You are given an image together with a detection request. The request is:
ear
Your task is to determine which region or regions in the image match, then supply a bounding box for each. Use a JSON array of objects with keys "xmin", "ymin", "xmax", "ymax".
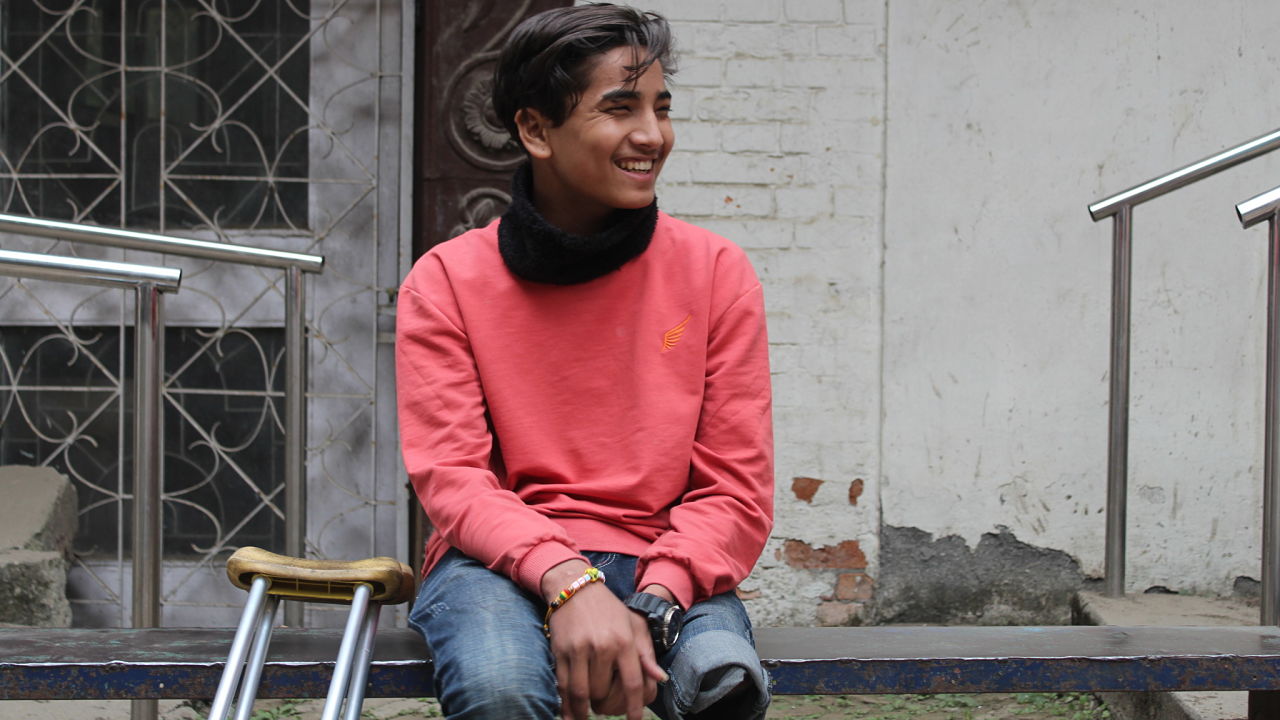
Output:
[{"xmin": 515, "ymin": 108, "xmax": 554, "ymax": 160}]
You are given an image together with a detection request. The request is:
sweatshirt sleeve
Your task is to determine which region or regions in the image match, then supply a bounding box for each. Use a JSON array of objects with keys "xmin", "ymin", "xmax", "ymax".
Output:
[
  {"xmin": 636, "ymin": 266, "xmax": 775, "ymax": 609},
  {"xmin": 396, "ymin": 258, "xmax": 585, "ymax": 593}
]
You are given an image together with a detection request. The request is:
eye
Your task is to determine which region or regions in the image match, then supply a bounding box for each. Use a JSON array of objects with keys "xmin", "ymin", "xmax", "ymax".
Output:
[{"xmin": 604, "ymin": 105, "xmax": 631, "ymax": 114}]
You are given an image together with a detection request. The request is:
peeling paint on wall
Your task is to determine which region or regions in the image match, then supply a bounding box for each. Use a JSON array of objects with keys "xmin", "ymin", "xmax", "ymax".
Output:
[
  {"xmin": 848, "ymin": 478, "xmax": 864, "ymax": 505},
  {"xmin": 780, "ymin": 539, "xmax": 867, "ymax": 569},
  {"xmin": 791, "ymin": 476, "xmax": 823, "ymax": 503}
]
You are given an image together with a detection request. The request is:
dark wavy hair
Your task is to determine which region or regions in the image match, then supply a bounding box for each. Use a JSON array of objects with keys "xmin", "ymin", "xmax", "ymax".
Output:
[{"xmin": 493, "ymin": 3, "xmax": 676, "ymax": 148}]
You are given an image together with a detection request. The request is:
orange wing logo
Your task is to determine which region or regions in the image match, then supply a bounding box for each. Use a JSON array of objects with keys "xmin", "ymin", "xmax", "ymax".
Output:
[{"xmin": 662, "ymin": 314, "xmax": 692, "ymax": 353}]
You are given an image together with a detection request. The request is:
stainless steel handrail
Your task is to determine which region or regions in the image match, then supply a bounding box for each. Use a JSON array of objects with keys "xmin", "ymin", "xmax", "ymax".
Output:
[
  {"xmin": 0, "ymin": 248, "xmax": 181, "ymax": 291},
  {"xmin": 1090, "ymin": 128, "xmax": 1280, "ymax": 220},
  {"xmin": 1239, "ymin": 186, "xmax": 1280, "ymax": 229},
  {"xmin": 0, "ymin": 215, "xmax": 323, "ymax": 628},
  {"xmin": 1090, "ymin": 128, "xmax": 1280, "ymax": 599},
  {"xmin": 1239, "ymin": 186, "xmax": 1280, "ymax": 625},
  {"xmin": 0, "ymin": 249, "xmax": 180, "ymax": 639},
  {"xmin": 0, "ymin": 213, "xmax": 323, "ymax": 272}
]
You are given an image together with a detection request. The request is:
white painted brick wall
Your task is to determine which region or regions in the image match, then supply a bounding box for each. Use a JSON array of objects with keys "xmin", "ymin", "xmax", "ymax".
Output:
[
  {"xmin": 881, "ymin": 1, "xmax": 1280, "ymax": 600},
  {"xmin": 587, "ymin": 0, "xmax": 888, "ymax": 626},
  {"xmin": 785, "ymin": 0, "xmax": 844, "ymax": 23},
  {"xmin": 573, "ymin": 0, "xmax": 1280, "ymax": 626}
]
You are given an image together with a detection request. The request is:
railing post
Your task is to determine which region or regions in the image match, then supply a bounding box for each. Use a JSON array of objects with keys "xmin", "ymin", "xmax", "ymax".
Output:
[
  {"xmin": 1105, "ymin": 205, "xmax": 1133, "ymax": 598},
  {"xmin": 1264, "ymin": 212, "xmax": 1280, "ymax": 625},
  {"xmin": 284, "ymin": 265, "xmax": 308, "ymax": 627},
  {"xmin": 132, "ymin": 282, "xmax": 164, "ymax": 720},
  {"xmin": 1236, "ymin": 188, "xmax": 1280, "ymax": 625},
  {"xmin": 1091, "ymin": 128, "xmax": 1280, "ymax": 598}
]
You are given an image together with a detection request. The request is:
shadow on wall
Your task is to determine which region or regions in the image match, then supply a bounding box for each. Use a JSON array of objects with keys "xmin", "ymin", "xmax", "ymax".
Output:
[
  {"xmin": 869, "ymin": 525, "xmax": 1083, "ymax": 626},
  {"xmin": 0, "ymin": 465, "xmax": 77, "ymax": 627}
]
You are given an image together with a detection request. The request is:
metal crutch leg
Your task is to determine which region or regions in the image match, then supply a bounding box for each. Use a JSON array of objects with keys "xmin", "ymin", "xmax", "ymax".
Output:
[
  {"xmin": 209, "ymin": 547, "xmax": 416, "ymax": 720},
  {"xmin": 320, "ymin": 583, "xmax": 372, "ymax": 720},
  {"xmin": 207, "ymin": 576, "xmax": 273, "ymax": 720},
  {"xmin": 340, "ymin": 604, "xmax": 381, "ymax": 720},
  {"xmin": 232, "ymin": 596, "xmax": 281, "ymax": 720}
]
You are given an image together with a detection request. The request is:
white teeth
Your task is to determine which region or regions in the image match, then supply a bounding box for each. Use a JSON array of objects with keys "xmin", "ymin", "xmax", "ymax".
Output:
[{"xmin": 617, "ymin": 160, "xmax": 654, "ymax": 172}]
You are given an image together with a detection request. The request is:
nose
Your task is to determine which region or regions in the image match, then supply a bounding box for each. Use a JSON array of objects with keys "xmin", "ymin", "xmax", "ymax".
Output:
[{"xmin": 630, "ymin": 109, "xmax": 664, "ymax": 151}]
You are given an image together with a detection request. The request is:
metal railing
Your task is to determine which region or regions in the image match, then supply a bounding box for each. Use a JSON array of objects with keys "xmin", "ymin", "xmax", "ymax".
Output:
[
  {"xmin": 0, "ymin": 250, "xmax": 181, "ymax": 627},
  {"xmin": 0, "ymin": 248, "xmax": 180, "ymax": 720},
  {"xmin": 0, "ymin": 214, "xmax": 324, "ymax": 627},
  {"xmin": 1089, "ymin": 127, "xmax": 1280, "ymax": 604},
  {"xmin": 1238, "ymin": 186, "xmax": 1280, "ymax": 624}
]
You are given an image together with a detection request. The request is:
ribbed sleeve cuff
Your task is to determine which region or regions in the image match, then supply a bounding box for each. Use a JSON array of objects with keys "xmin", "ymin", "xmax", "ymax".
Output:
[
  {"xmin": 515, "ymin": 541, "xmax": 587, "ymax": 596},
  {"xmin": 638, "ymin": 557, "xmax": 696, "ymax": 610}
]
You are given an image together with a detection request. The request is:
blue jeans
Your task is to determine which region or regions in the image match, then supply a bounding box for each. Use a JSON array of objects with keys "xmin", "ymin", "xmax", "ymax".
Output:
[{"xmin": 409, "ymin": 548, "xmax": 770, "ymax": 720}]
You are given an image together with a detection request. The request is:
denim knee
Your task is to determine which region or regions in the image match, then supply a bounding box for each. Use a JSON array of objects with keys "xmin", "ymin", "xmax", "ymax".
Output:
[
  {"xmin": 655, "ymin": 592, "xmax": 770, "ymax": 720},
  {"xmin": 434, "ymin": 652, "xmax": 558, "ymax": 720},
  {"xmin": 410, "ymin": 549, "xmax": 559, "ymax": 720}
]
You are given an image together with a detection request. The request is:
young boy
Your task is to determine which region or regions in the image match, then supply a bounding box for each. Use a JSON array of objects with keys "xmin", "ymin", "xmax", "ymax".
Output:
[{"xmin": 396, "ymin": 5, "xmax": 773, "ymax": 719}]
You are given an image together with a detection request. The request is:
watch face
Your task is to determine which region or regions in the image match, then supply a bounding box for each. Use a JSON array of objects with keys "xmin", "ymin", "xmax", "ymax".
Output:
[{"xmin": 662, "ymin": 604, "xmax": 684, "ymax": 650}]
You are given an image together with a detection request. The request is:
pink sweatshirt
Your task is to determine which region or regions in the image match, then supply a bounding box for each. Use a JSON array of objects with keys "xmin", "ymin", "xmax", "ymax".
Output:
[{"xmin": 395, "ymin": 212, "xmax": 773, "ymax": 609}]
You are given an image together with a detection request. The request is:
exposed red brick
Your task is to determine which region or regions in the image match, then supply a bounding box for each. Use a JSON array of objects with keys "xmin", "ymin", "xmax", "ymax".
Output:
[
  {"xmin": 835, "ymin": 572, "xmax": 874, "ymax": 601},
  {"xmin": 791, "ymin": 476, "xmax": 823, "ymax": 503},
  {"xmin": 782, "ymin": 539, "xmax": 867, "ymax": 569},
  {"xmin": 735, "ymin": 588, "xmax": 762, "ymax": 601},
  {"xmin": 848, "ymin": 478, "xmax": 864, "ymax": 505},
  {"xmin": 816, "ymin": 601, "xmax": 860, "ymax": 627}
]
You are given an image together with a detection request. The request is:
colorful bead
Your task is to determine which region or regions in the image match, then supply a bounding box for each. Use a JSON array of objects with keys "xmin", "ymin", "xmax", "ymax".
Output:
[{"xmin": 542, "ymin": 566, "xmax": 605, "ymax": 637}]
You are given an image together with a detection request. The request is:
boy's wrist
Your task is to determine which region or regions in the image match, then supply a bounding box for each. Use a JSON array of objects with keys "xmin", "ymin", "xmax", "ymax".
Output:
[
  {"xmin": 638, "ymin": 583, "xmax": 675, "ymax": 604},
  {"xmin": 540, "ymin": 559, "xmax": 591, "ymax": 604}
]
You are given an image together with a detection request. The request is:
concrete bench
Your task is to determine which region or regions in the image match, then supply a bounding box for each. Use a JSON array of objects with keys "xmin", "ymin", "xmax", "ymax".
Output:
[{"xmin": 4, "ymin": 625, "xmax": 1280, "ymax": 716}]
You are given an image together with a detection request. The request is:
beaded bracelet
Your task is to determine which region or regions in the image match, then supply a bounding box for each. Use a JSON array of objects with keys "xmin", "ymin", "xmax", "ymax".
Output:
[{"xmin": 542, "ymin": 566, "xmax": 605, "ymax": 637}]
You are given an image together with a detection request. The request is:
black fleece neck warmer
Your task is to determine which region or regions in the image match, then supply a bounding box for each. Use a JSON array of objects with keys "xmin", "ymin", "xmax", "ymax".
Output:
[{"xmin": 497, "ymin": 163, "xmax": 658, "ymax": 285}]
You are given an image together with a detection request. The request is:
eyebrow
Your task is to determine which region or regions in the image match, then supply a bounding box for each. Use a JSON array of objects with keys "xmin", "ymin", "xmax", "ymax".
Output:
[{"xmin": 599, "ymin": 88, "xmax": 673, "ymax": 103}]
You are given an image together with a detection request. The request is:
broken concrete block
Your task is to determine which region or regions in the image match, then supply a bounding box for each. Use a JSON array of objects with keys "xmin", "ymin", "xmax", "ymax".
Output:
[
  {"xmin": 0, "ymin": 465, "xmax": 77, "ymax": 554},
  {"xmin": 0, "ymin": 549, "xmax": 72, "ymax": 627}
]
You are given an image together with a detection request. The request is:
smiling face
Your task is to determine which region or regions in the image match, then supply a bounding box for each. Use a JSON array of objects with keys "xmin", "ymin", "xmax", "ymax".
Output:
[{"xmin": 516, "ymin": 45, "xmax": 674, "ymax": 235}]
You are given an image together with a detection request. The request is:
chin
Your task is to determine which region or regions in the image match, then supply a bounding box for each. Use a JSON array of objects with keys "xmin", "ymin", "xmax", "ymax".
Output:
[{"xmin": 612, "ymin": 192, "xmax": 656, "ymax": 210}]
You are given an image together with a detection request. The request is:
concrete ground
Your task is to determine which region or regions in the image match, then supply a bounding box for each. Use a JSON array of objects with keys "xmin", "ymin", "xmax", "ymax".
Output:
[{"xmin": 1075, "ymin": 590, "xmax": 1259, "ymax": 720}]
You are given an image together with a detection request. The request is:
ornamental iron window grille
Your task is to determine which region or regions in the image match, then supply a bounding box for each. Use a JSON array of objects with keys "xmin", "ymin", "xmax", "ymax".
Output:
[
  {"xmin": 0, "ymin": 0, "xmax": 309, "ymax": 229},
  {"xmin": 0, "ymin": 325, "xmax": 286, "ymax": 556},
  {"xmin": 0, "ymin": 0, "xmax": 410, "ymax": 628}
]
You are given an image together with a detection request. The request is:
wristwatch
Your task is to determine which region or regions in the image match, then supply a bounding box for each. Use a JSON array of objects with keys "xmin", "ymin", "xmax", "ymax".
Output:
[{"xmin": 624, "ymin": 592, "xmax": 684, "ymax": 652}]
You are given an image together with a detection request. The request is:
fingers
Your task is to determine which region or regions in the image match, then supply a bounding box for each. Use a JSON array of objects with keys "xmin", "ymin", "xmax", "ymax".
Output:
[
  {"xmin": 587, "ymin": 640, "xmax": 615, "ymax": 704},
  {"xmin": 568, "ymin": 653, "xmax": 591, "ymax": 720},
  {"xmin": 641, "ymin": 647, "xmax": 667, "ymax": 686},
  {"xmin": 555, "ymin": 645, "xmax": 591, "ymax": 720},
  {"xmin": 613, "ymin": 645, "xmax": 647, "ymax": 720},
  {"xmin": 554, "ymin": 654, "xmax": 573, "ymax": 720},
  {"xmin": 632, "ymin": 613, "xmax": 668, "ymax": 688}
]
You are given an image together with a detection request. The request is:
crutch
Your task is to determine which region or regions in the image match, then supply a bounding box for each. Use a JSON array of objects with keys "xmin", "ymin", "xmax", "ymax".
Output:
[{"xmin": 207, "ymin": 546, "xmax": 416, "ymax": 720}]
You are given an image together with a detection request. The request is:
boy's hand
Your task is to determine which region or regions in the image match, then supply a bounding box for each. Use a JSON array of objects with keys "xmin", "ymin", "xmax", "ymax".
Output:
[{"xmin": 542, "ymin": 561, "xmax": 667, "ymax": 720}]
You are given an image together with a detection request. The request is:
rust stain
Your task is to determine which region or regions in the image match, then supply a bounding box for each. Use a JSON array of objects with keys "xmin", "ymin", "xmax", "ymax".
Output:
[
  {"xmin": 791, "ymin": 476, "xmax": 823, "ymax": 503},
  {"xmin": 782, "ymin": 539, "xmax": 867, "ymax": 569},
  {"xmin": 848, "ymin": 478, "xmax": 864, "ymax": 506}
]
